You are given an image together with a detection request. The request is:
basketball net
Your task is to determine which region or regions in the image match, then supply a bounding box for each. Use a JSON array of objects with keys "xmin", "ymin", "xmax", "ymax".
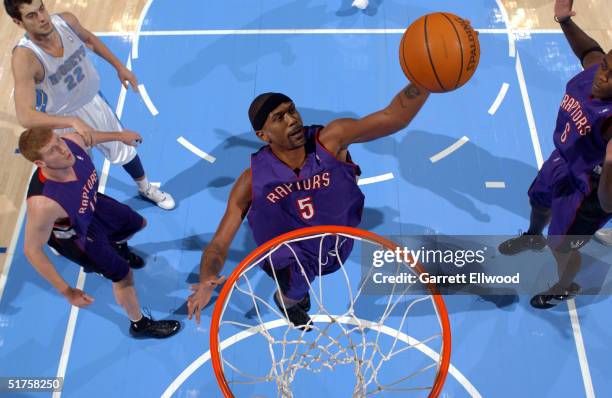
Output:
[{"xmin": 211, "ymin": 226, "xmax": 451, "ymax": 397}]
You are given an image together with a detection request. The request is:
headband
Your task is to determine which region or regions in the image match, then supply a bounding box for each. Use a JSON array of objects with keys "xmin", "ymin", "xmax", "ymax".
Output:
[{"xmin": 250, "ymin": 93, "xmax": 292, "ymax": 131}]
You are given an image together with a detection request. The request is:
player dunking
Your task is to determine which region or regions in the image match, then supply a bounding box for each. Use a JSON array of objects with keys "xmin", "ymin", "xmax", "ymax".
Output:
[
  {"xmin": 21, "ymin": 127, "xmax": 180, "ymax": 338},
  {"xmin": 6, "ymin": 0, "xmax": 175, "ymax": 210},
  {"xmin": 187, "ymin": 83, "xmax": 430, "ymax": 327},
  {"xmin": 498, "ymin": 0, "xmax": 612, "ymax": 308}
]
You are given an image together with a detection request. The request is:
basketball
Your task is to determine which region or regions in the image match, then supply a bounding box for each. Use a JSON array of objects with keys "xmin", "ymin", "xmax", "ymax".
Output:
[{"xmin": 399, "ymin": 12, "xmax": 480, "ymax": 92}]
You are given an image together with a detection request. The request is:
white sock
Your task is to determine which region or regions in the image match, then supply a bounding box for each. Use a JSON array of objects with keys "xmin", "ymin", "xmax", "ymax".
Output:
[
  {"xmin": 130, "ymin": 313, "xmax": 143, "ymax": 323},
  {"xmin": 136, "ymin": 177, "xmax": 149, "ymax": 191}
]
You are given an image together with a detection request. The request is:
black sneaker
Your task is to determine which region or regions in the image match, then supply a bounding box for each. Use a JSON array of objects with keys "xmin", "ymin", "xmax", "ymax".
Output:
[
  {"xmin": 273, "ymin": 293, "xmax": 313, "ymax": 332},
  {"xmin": 530, "ymin": 282, "xmax": 581, "ymax": 309},
  {"xmin": 113, "ymin": 242, "xmax": 145, "ymax": 269},
  {"xmin": 129, "ymin": 316, "xmax": 181, "ymax": 339},
  {"xmin": 498, "ymin": 233, "xmax": 546, "ymax": 255}
]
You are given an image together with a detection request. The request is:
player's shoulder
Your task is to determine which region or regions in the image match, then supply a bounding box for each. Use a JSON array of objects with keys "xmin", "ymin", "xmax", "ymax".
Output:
[
  {"xmin": 229, "ymin": 168, "xmax": 252, "ymax": 205},
  {"xmin": 26, "ymin": 192, "xmax": 62, "ymax": 217},
  {"xmin": 237, "ymin": 168, "xmax": 252, "ymax": 183},
  {"xmin": 581, "ymin": 50, "xmax": 605, "ymax": 69},
  {"xmin": 57, "ymin": 11, "xmax": 79, "ymax": 26},
  {"xmin": 12, "ymin": 45, "xmax": 38, "ymax": 66}
]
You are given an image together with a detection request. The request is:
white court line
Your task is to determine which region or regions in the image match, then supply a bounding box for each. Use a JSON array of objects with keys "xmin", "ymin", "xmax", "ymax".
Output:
[
  {"xmin": 53, "ymin": 52, "xmax": 130, "ymax": 398},
  {"xmin": 0, "ymin": 174, "xmax": 31, "ymax": 303},
  {"xmin": 485, "ymin": 181, "xmax": 506, "ymax": 189},
  {"xmin": 177, "ymin": 136, "xmax": 216, "ymax": 163},
  {"xmin": 488, "ymin": 83, "xmax": 510, "ymax": 115},
  {"xmin": 131, "ymin": 0, "xmax": 154, "ymax": 59},
  {"xmin": 137, "ymin": 84, "xmax": 159, "ymax": 116},
  {"xmin": 93, "ymin": 28, "xmax": 564, "ymax": 37},
  {"xmin": 115, "ymin": 57, "xmax": 131, "ymax": 120},
  {"xmin": 357, "ymin": 172, "xmax": 394, "ymax": 186},
  {"xmin": 514, "ymin": 49, "xmax": 594, "ymax": 397},
  {"xmin": 161, "ymin": 315, "xmax": 482, "ymax": 398},
  {"xmin": 568, "ymin": 299, "xmax": 596, "ymax": 398},
  {"xmin": 515, "ymin": 52, "xmax": 544, "ymax": 169},
  {"xmin": 429, "ymin": 136, "xmax": 469, "ymax": 163},
  {"xmin": 494, "ymin": 0, "xmax": 516, "ymax": 57}
]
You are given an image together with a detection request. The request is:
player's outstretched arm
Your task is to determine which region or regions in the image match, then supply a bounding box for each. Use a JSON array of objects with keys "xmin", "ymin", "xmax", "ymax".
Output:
[
  {"xmin": 24, "ymin": 197, "xmax": 94, "ymax": 307},
  {"xmin": 598, "ymin": 122, "xmax": 612, "ymax": 212},
  {"xmin": 59, "ymin": 12, "xmax": 139, "ymax": 92},
  {"xmin": 62, "ymin": 130, "xmax": 143, "ymax": 149},
  {"xmin": 92, "ymin": 130, "xmax": 143, "ymax": 147},
  {"xmin": 187, "ymin": 169, "xmax": 252, "ymax": 324},
  {"xmin": 318, "ymin": 83, "xmax": 429, "ymax": 156},
  {"xmin": 554, "ymin": 0, "xmax": 605, "ymax": 68}
]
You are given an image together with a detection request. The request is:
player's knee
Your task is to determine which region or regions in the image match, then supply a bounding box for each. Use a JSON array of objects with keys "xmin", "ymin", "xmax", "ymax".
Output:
[
  {"xmin": 140, "ymin": 217, "xmax": 147, "ymax": 230},
  {"xmin": 113, "ymin": 268, "xmax": 134, "ymax": 287}
]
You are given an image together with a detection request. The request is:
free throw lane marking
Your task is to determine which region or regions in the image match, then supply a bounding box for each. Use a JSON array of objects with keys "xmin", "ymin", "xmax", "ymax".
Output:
[
  {"xmin": 177, "ymin": 136, "xmax": 216, "ymax": 163},
  {"xmin": 430, "ymin": 136, "xmax": 470, "ymax": 163}
]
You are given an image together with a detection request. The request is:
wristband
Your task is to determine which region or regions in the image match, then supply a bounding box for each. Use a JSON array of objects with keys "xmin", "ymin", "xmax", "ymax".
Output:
[{"xmin": 554, "ymin": 15, "xmax": 572, "ymax": 24}]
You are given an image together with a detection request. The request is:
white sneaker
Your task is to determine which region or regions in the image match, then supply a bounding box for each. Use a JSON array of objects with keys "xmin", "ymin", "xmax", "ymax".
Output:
[
  {"xmin": 594, "ymin": 228, "xmax": 612, "ymax": 246},
  {"xmin": 140, "ymin": 184, "xmax": 176, "ymax": 210},
  {"xmin": 352, "ymin": 0, "xmax": 369, "ymax": 9}
]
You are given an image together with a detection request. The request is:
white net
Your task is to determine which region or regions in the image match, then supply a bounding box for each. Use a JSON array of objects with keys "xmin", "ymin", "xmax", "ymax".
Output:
[{"xmin": 213, "ymin": 230, "xmax": 450, "ymax": 397}]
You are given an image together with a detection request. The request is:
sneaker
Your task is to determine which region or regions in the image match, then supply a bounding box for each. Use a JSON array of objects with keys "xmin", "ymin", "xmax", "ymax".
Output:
[
  {"xmin": 140, "ymin": 184, "xmax": 176, "ymax": 210},
  {"xmin": 273, "ymin": 293, "xmax": 313, "ymax": 331},
  {"xmin": 113, "ymin": 242, "xmax": 145, "ymax": 269},
  {"xmin": 530, "ymin": 282, "xmax": 581, "ymax": 309},
  {"xmin": 129, "ymin": 315, "xmax": 181, "ymax": 339},
  {"xmin": 594, "ymin": 228, "xmax": 612, "ymax": 246},
  {"xmin": 498, "ymin": 233, "xmax": 546, "ymax": 255},
  {"xmin": 352, "ymin": 0, "xmax": 369, "ymax": 10}
]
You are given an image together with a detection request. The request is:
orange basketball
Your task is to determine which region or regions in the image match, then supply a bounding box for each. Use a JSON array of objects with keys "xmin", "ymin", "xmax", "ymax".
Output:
[{"xmin": 399, "ymin": 12, "xmax": 480, "ymax": 92}]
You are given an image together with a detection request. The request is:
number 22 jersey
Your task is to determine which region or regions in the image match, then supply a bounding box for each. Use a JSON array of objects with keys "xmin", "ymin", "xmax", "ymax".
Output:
[{"xmin": 16, "ymin": 14, "xmax": 100, "ymax": 114}]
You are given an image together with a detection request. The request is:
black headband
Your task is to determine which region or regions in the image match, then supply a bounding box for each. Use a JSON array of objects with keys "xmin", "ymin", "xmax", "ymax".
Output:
[{"xmin": 250, "ymin": 93, "xmax": 292, "ymax": 131}]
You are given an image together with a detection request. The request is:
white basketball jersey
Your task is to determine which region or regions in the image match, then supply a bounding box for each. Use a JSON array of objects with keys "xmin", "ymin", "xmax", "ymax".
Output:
[{"xmin": 16, "ymin": 14, "xmax": 100, "ymax": 115}]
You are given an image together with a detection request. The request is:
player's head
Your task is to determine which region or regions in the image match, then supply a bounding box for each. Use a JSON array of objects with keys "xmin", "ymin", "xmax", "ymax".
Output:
[
  {"xmin": 19, "ymin": 127, "xmax": 75, "ymax": 169},
  {"xmin": 592, "ymin": 50, "xmax": 612, "ymax": 100},
  {"xmin": 249, "ymin": 92, "xmax": 305, "ymax": 150},
  {"xmin": 5, "ymin": 0, "xmax": 53, "ymax": 36}
]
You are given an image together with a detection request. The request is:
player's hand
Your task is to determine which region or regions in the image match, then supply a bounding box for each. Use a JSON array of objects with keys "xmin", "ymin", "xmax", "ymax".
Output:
[
  {"xmin": 187, "ymin": 276, "xmax": 227, "ymax": 324},
  {"xmin": 554, "ymin": 0, "xmax": 576, "ymax": 21},
  {"xmin": 117, "ymin": 66, "xmax": 139, "ymax": 93},
  {"xmin": 71, "ymin": 117, "xmax": 95, "ymax": 147},
  {"xmin": 62, "ymin": 286, "xmax": 95, "ymax": 308},
  {"xmin": 120, "ymin": 130, "xmax": 143, "ymax": 146}
]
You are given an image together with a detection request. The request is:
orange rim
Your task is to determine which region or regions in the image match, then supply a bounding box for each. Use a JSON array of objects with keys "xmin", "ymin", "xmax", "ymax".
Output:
[{"xmin": 210, "ymin": 225, "xmax": 451, "ymax": 398}]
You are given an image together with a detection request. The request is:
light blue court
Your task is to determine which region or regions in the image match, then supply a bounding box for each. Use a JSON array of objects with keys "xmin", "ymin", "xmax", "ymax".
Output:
[{"xmin": 1, "ymin": 1, "xmax": 611, "ymax": 397}]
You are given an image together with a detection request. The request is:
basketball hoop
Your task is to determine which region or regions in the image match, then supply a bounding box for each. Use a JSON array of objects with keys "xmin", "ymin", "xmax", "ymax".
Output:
[{"xmin": 211, "ymin": 226, "xmax": 451, "ymax": 397}]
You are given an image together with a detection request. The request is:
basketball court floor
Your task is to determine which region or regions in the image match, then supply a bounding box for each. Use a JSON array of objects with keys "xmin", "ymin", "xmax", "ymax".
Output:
[{"xmin": 1, "ymin": 0, "xmax": 611, "ymax": 397}]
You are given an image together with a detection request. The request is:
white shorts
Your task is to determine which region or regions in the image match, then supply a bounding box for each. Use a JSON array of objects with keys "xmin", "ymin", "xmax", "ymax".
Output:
[{"xmin": 56, "ymin": 93, "xmax": 137, "ymax": 166}]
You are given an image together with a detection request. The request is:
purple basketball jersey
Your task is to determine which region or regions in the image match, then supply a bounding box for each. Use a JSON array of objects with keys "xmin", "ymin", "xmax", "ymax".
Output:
[
  {"xmin": 27, "ymin": 138, "xmax": 98, "ymax": 249},
  {"xmin": 553, "ymin": 64, "xmax": 612, "ymax": 192},
  {"xmin": 247, "ymin": 125, "xmax": 365, "ymax": 264}
]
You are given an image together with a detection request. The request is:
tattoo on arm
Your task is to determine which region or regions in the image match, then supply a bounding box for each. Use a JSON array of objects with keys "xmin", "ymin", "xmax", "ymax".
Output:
[
  {"xmin": 397, "ymin": 84, "xmax": 421, "ymax": 108},
  {"xmin": 403, "ymin": 84, "xmax": 421, "ymax": 99}
]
